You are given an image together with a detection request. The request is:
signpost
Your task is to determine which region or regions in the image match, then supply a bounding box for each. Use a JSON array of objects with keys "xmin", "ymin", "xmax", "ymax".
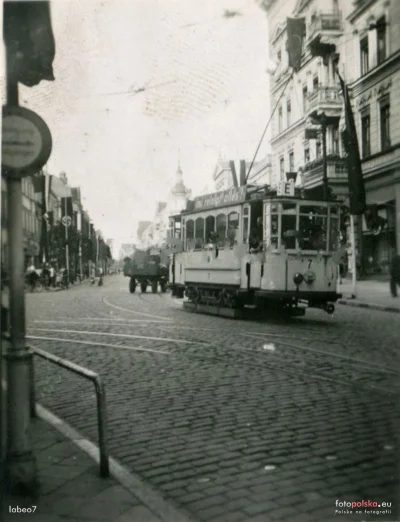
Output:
[
  {"xmin": 2, "ymin": 106, "xmax": 52, "ymax": 179},
  {"xmin": 2, "ymin": 102, "xmax": 52, "ymax": 496}
]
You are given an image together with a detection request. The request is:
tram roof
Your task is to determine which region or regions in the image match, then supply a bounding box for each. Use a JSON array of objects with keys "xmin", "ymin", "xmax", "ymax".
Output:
[{"xmin": 172, "ymin": 184, "xmax": 341, "ymax": 218}]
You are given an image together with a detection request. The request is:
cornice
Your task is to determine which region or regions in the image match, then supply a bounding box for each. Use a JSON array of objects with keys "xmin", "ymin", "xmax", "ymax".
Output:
[
  {"xmin": 271, "ymin": 118, "xmax": 306, "ymax": 145},
  {"xmin": 348, "ymin": 0, "xmax": 378, "ymax": 23},
  {"xmin": 349, "ymin": 49, "xmax": 400, "ymax": 97}
]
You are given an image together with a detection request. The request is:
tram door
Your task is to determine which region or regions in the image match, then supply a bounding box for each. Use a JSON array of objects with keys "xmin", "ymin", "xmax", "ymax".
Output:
[{"xmin": 249, "ymin": 200, "xmax": 263, "ymax": 245}]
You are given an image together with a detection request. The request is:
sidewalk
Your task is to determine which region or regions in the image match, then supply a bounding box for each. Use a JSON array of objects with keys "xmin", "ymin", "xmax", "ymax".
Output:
[
  {"xmin": 2, "ymin": 416, "xmax": 164, "ymax": 522},
  {"xmin": 337, "ymin": 277, "xmax": 400, "ymax": 313}
]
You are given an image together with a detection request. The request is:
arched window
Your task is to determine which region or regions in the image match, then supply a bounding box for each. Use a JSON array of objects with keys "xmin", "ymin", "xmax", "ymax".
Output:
[
  {"xmin": 195, "ymin": 218, "xmax": 205, "ymax": 241},
  {"xmin": 186, "ymin": 219, "xmax": 194, "ymax": 240},
  {"xmin": 216, "ymin": 214, "xmax": 227, "ymax": 241},
  {"xmin": 205, "ymin": 216, "xmax": 215, "ymax": 242},
  {"xmin": 228, "ymin": 211, "xmax": 239, "ymax": 246},
  {"xmin": 195, "ymin": 217, "xmax": 205, "ymax": 249}
]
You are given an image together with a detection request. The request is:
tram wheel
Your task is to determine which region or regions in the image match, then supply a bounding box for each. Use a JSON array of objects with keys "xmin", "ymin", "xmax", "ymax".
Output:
[
  {"xmin": 140, "ymin": 282, "xmax": 147, "ymax": 293},
  {"xmin": 151, "ymin": 281, "xmax": 158, "ymax": 293},
  {"xmin": 129, "ymin": 278, "xmax": 136, "ymax": 293}
]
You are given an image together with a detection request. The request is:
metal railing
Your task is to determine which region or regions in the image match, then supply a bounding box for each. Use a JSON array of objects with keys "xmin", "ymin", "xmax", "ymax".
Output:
[
  {"xmin": 306, "ymin": 87, "xmax": 342, "ymax": 113},
  {"xmin": 29, "ymin": 346, "xmax": 109, "ymax": 477},
  {"xmin": 308, "ymin": 12, "xmax": 343, "ymax": 41}
]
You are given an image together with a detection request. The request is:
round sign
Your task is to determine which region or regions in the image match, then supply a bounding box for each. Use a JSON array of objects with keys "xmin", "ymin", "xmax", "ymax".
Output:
[
  {"xmin": 2, "ymin": 105, "xmax": 52, "ymax": 179},
  {"xmin": 61, "ymin": 216, "xmax": 72, "ymax": 228}
]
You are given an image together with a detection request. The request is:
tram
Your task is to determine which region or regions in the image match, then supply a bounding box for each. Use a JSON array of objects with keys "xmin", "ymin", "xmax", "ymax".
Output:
[{"xmin": 168, "ymin": 178, "xmax": 343, "ymax": 317}]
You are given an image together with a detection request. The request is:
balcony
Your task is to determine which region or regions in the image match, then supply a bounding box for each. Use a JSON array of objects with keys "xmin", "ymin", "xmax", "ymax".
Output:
[
  {"xmin": 305, "ymin": 87, "xmax": 343, "ymax": 120},
  {"xmin": 303, "ymin": 155, "xmax": 348, "ymax": 190},
  {"xmin": 307, "ymin": 12, "xmax": 343, "ymax": 45}
]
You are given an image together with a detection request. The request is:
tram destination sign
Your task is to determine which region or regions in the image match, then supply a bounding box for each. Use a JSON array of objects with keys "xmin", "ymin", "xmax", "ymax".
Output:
[
  {"xmin": 193, "ymin": 186, "xmax": 246, "ymax": 211},
  {"xmin": 2, "ymin": 106, "xmax": 52, "ymax": 179}
]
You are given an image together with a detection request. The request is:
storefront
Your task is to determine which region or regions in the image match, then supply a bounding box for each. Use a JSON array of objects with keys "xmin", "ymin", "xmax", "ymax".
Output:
[{"xmin": 361, "ymin": 200, "xmax": 396, "ymax": 276}]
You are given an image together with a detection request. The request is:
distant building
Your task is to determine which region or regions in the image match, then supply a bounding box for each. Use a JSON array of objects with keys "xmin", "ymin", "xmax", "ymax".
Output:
[
  {"xmin": 212, "ymin": 156, "xmax": 273, "ymax": 192},
  {"xmin": 137, "ymin": 165, "xmax": 191, "ymax": 248},
  {"xmin": 1, "ymin": 175, "xmax": 42, "ymax": 271}
]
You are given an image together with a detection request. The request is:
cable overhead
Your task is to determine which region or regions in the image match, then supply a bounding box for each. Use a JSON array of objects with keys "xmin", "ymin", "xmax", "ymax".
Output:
[{"xmin": 245, "ymin": 72, "xmax": 294, "ymax": 183}]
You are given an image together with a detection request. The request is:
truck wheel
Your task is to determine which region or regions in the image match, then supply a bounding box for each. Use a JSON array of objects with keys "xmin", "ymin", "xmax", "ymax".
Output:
[
  {"xmin": 129, "ymin": 278, "xmax": 136, "ymax": 293},
  {"xmin": 151, "ymin": 281, "xmax": 158, "ymax": 293},
  {"xmin": 140, "ymin": 282, "xmax": 147, "ymax": 293}
]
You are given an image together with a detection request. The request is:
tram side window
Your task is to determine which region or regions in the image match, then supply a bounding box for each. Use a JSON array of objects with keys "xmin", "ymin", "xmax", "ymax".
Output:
[
  {"xmin": 205, "ymin": 215, "xmax": 216, "ymax": 242},
  {"xmin": 174, "ymin": 221, "xmax": 181, "ymax": 239},
  {"xmin": 299, "ymin": 206, "xmax": 327, "ymax": 250},
  {"xmin": 329, "ymin": 216, "xmax": 340, "ymax": 251},
  {"xmin": 243, "ymin": 207, "xmax": 249, "ymax": 243},
  {"xmin": 216, "ymin": 214, "xmax": 227, "ymax": 243},
  {"xmin": 186, "ymin": 219, "xmax": 194, "ymax": 241},
  {"xmin": 228, "ymin": 212, "xmax": 239, "ymax": 247},
  {"xmin": 195, "ymin": 217, "xmax": 204, "ymax": 249}
]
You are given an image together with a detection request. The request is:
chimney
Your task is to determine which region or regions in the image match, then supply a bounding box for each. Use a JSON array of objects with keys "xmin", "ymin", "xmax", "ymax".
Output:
[
  {"xmin": 229, "ymin": 161, "xmax": 239, "ymax": 188},
  {"xmin": 239, "ymin": 160, "xmax": 246, "ymax": 186}
]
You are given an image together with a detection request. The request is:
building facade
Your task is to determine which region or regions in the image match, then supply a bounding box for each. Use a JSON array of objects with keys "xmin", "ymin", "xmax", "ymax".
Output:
[
  {"xmin": 213, "ymin": 156, "xmax": 273, "ymax": 191},
  {"xmin": 344, "ymin": 0, "xmax": 400, "ymax": 275},
  {"xmin": 1, "ymin": 176, "xmax": 42, "ymax": 272},
  {"xmin": 264, "ymin": 0, "xmax": 400, "ymax": 276}
]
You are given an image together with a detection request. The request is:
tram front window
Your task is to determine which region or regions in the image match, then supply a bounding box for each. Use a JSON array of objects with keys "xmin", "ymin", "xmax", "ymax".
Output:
[
  {"xmin": 299, "ymin": 205, "xmax": 327, "ymax": 251},
  {"xmin": 281, "ymin": 214, "xmax": 297, "ymax": 249}
]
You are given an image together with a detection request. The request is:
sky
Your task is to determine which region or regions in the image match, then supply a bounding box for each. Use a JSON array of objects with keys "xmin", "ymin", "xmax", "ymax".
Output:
[{"xmin": 2, "ymin": 0, "xmax": 271, "ymax": 252}]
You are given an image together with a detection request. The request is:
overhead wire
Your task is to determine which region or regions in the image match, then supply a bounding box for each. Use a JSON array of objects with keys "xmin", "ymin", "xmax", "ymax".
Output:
[{"xmin": 245, "ymin": 72, "xmax": 294, "ymax": 182}]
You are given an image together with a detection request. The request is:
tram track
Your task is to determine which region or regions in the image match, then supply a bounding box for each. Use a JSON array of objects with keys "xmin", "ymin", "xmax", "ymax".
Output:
[{"xmin": 28, "ymin": 319, "xmax": 399, "ymax": 396}]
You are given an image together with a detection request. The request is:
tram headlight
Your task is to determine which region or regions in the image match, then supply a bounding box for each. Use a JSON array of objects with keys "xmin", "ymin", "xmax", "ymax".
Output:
[
  {"xmin": 293, "ymin": 273, "xmax": 304, "ymax": 285},
  {"xmin": 303, "ymin": 270, "xmax": 316, "ymax": 284}
]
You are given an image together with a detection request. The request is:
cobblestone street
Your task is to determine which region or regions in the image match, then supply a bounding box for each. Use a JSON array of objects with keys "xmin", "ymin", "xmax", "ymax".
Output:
[{"xmin": 25, "ymin": 275, "xmax": 399, "ymax": 522}]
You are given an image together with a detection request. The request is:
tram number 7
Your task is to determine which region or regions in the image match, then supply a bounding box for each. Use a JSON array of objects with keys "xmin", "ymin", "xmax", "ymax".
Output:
[{"xmin": 308, "ymin": 259, "xmax": 313, "ymax": 269}]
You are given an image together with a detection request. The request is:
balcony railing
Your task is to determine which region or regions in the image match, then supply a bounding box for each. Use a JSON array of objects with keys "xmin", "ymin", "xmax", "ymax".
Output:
[
  {"xmin": 308, "ymin": 12, "xmax": 343, "ymax": 42},
  {"xmin": 303, "ymin": 156, "xmax": 347, "ymax": 188},
  {"xmin": 305, "ymin": 86, "xmax": 343, "ymax": 116}
]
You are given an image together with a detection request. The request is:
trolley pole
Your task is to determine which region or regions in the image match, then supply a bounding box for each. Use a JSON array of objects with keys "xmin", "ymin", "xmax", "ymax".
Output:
[{"xmin": 4, "ymin": 46, "xmax": 37, "ymax": 494}]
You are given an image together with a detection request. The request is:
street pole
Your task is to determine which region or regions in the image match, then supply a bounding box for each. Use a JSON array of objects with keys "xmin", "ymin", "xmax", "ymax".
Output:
[
  {"xmin": 64, "ymin": 198, "xmax": 69, "ymax": 277},
  {"xmin": 321, "ymin": 114, "xmax": 329, "ymax": 201},
  {"xmin": 350, "ymin": 214, "xmax": 357, "ymax": 298},
  {"xmin": 4, "ymin": 46, "xmax": 37, "ymax": 493}
]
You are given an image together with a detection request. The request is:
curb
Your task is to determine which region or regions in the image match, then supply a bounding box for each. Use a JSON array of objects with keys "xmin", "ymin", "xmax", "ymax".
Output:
[
  {"xmin": 36, "ymin": 404, "xmax": 197, "ymax": 522},
  {"xmin": 338, "ymin": 299, "xmax": 400, "ymax": 314}
]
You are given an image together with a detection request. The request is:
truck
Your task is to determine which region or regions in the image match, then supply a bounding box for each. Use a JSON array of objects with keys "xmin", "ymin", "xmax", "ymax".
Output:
[{"xmin": 123, "ymin": 248, "xmax": 169, "ymax": 293}]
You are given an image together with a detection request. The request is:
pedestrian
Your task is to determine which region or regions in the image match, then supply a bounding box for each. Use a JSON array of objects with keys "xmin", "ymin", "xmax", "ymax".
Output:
[
  {"xmin": 26, "ymin": 263, "xmax": 38, "ymax": 291},
  {"xmin": 390, "ymin": 254, "xmax": 400, "ymax": 298},
  {"xmin": 49, "ymin": 265, "xmax": 55, "ymax": 287},
  {"xmin": 42, "ymin": 263, "xmax": 50, "ymax": 290}
]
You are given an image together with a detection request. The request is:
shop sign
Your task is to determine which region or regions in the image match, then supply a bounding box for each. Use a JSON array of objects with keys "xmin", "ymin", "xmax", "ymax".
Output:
[{"xmin": 193, "ymin": 186, "xmax": 246, "ymax": 211}]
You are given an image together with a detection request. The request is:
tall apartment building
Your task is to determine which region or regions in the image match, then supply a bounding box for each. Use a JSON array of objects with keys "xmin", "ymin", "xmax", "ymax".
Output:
[
  {"xmin": 264, "ymin": 0, "xmax": 400, "ymax": 276},
  {"xmin": 266, "ymin": 0, "xmax": 349, "ymax": 199},
  {"xmin": 343, "ymin": 0, "xmax": 400, "ymax": 275}
]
